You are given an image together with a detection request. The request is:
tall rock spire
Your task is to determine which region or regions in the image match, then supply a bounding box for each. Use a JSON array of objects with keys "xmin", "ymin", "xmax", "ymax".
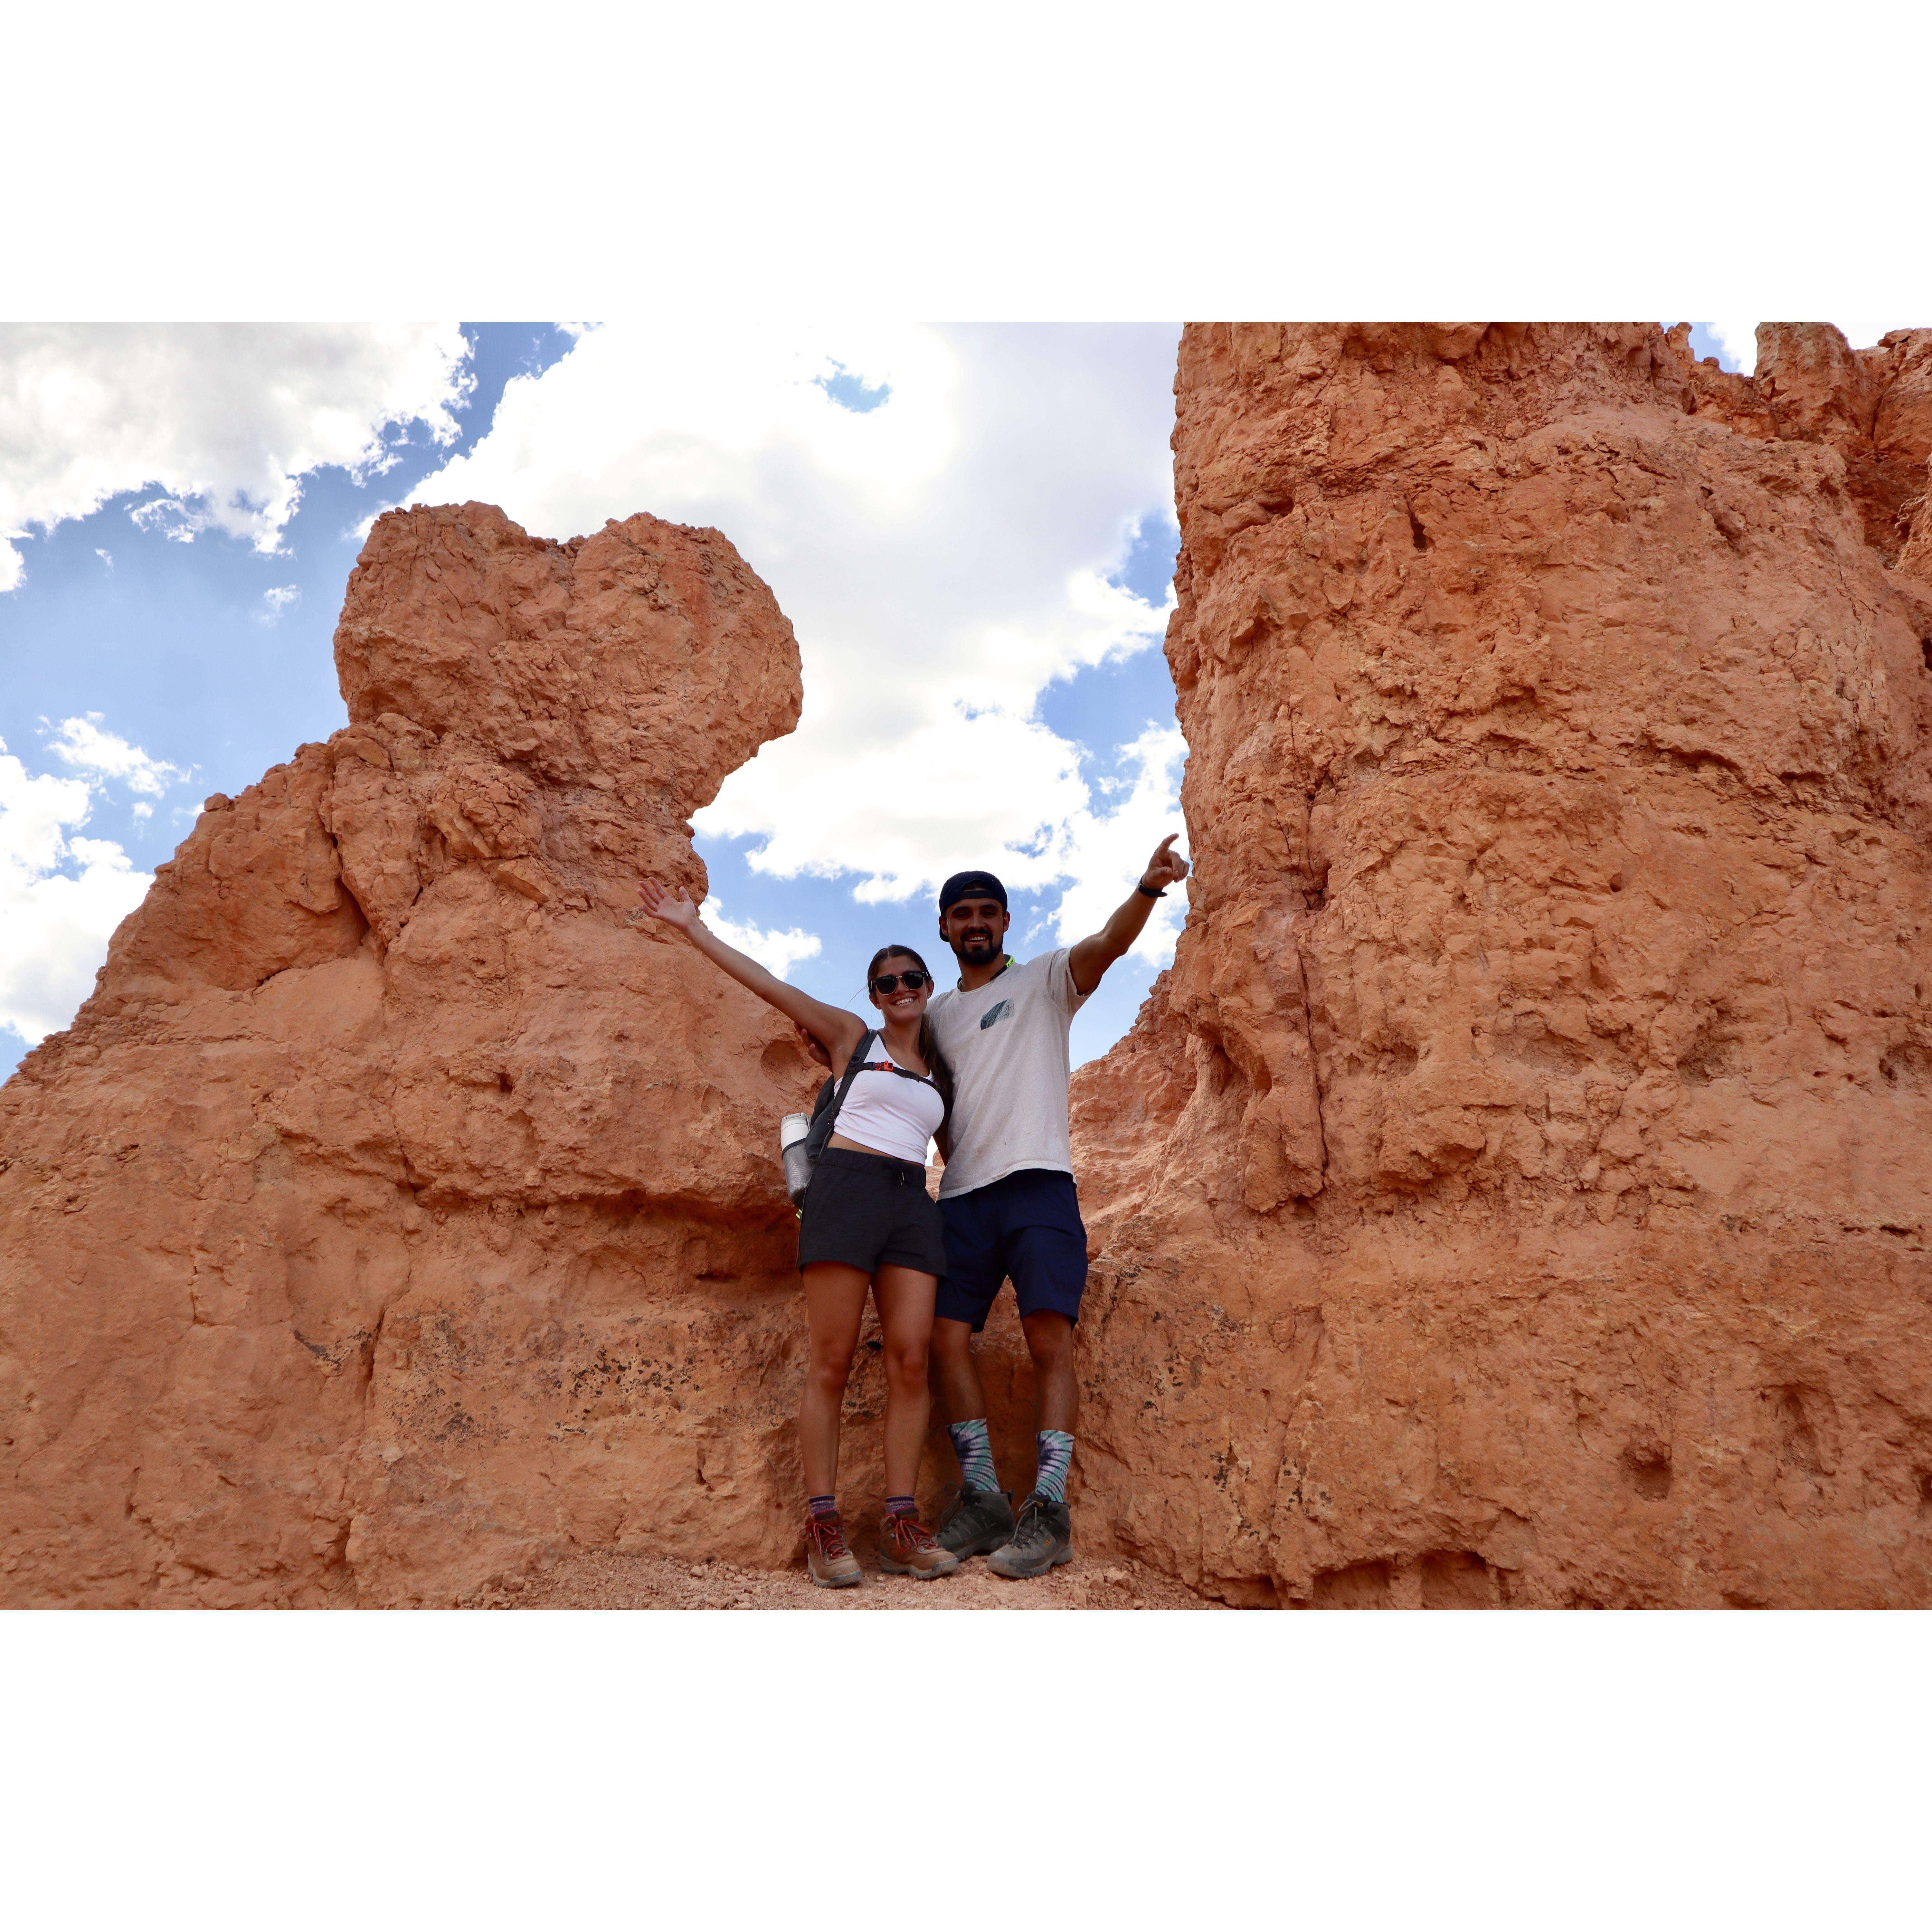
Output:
[{"xmin": 1070, "ymin": 323, "xmax": 1932, "ymax": 1608}]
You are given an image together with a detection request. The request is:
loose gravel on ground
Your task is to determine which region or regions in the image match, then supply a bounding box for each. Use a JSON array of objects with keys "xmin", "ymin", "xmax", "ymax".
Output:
[{"xmin": 472, "ymin": 1547, "xmax": 1219, "ymax": 1611}]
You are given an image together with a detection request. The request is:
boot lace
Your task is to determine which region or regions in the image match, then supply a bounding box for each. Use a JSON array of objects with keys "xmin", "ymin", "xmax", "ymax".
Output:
[
  {"xmin": 1011, "ymin": 1498, "xmax": 1054, "ymax": 1549},
  {"xmin": 807, "ymin": 1515, "xmax": 852, "ymax": 1561},
  {"xmin": 886, "ymin": 1512, "xmax": 938, "ymax": 1553}
]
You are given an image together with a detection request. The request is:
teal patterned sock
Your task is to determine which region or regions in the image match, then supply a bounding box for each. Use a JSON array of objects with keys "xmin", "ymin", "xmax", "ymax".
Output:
[
  {"xmin": 1034, "ymin": 1429, "xmax": 1075, "ymax": 1505},
  {"xmin": 947, "ymin": 1417, "xmax": 999, "ymax": 1491}
]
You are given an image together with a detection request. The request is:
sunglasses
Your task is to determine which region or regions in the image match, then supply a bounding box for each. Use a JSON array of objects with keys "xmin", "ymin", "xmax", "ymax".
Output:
[{"xmin": 871, "ymin": 970, "xmax": 930, "ymax": 994}]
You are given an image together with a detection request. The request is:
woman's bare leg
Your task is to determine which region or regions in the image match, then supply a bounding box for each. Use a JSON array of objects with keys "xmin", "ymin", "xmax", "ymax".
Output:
[
  {"xmin": 873, "ymin": 1264, "xmax": 939, "ymax": 1501},
  {"xmin": 800, "ymin": 1262, "xmax": 870, "ymax": 1498}
]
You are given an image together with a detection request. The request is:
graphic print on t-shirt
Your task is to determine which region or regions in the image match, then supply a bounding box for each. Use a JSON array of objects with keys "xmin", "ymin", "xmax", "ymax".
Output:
[{"xmin": 926, "ymin": 949, "xmax": 1090, "ymax": 1198}]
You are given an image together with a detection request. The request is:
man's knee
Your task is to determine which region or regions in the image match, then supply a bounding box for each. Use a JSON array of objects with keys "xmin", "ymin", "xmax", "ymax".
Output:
[
  {"xmin": 1021, "ymin": 1311, "xmax": 1075, "ymax": 1366},
  {"xmin": 931, "ymin": 1317, "xmax": 975, "ymax": 1364}
]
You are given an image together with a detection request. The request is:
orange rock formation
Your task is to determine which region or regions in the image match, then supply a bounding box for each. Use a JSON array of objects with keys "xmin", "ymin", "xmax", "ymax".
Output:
[
  {"xmin": 6, "ymin": 324, "xmax": 1929, "ymax": 1609},
  {"xmin": 1066, "ymin": 323, "xmax": 1932, "ymax": 1606},
  {"xmin": 0, "ymin": 505, "xmax": 839, "ymax": 1605}
]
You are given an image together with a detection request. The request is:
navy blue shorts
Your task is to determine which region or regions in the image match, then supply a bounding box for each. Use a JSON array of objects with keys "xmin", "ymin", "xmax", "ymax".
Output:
[{"xmin": 935, "ymin": 1168, "xmax": 1089, "ymax": 1332}]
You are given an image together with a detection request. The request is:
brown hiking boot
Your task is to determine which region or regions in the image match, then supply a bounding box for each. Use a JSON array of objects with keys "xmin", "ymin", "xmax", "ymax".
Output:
[
  {"xmin": 877, "ymin": 1510, "xmax": 961, "ymax": 1580},
  {"xmin": 804, "ymin": 1512, "xmax": 862, "ymax": 1588}
]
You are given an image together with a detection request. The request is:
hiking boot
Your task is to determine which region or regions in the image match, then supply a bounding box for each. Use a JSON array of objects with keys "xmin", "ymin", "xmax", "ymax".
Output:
[
  {"xmin": 936, "ymin": 1484, "xmax": 1016, "ymax": 1558},
  {"xmin": 804, "ymin": 1512, "xmax": 863, "ymax": 1588},
  {"xmin": 877, "ymin": 1511, "xmax": 961, "ymax": 1580},
  {"xmin": 987, "ymin": 1492, "xmax": 1073, "ymax": 1579}
]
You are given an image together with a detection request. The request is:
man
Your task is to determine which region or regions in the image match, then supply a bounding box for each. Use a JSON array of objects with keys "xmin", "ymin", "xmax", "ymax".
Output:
[{"xmin": 925, "ymin": 834, "xmax": 1189, "ymax": 1578}]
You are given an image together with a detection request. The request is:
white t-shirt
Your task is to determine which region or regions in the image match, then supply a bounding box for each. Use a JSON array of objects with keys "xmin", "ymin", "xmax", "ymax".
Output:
[
  {"xmin": 831, "ymin": 1037, "xmax": 947, "ymax": 1166},
  {"xmin": 926, "ymin": 949, "xmax": 1090, "ymax": 1198}
]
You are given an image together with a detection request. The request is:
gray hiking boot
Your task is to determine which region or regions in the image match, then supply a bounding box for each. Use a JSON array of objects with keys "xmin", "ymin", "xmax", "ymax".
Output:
[
  {"xmin": 936, "ymin": 1484, "xmax": 1016, "ymax": 1558},
  {"xmin": 987, "ymin": 1492, "xmax": 1073, "ymax": 1579}
]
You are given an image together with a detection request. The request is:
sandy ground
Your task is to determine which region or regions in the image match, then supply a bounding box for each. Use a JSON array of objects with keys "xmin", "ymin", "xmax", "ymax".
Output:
[{"xmin": 478, "ymin": 1545, "xmax": 1221, "ymax": 1611}]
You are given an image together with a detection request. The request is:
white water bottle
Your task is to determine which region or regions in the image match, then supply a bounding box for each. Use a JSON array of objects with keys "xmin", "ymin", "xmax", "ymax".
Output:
[{"xmin": 780, "ymin": 1112, "xmax": 813, "ymax": 1206}]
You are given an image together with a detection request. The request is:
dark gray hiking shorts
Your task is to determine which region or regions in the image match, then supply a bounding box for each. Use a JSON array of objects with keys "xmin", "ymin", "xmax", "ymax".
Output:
[{"xmin": 797, "ymin": 1147, "xmax": 948, "ymax": 1280}]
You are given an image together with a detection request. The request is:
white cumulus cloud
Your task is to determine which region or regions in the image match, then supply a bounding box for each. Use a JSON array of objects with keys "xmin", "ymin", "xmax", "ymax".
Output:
[
  {"xmin": 45, "ymin": 712, "xmax": 191, "ymax": 795},
  {"xmin": 0, "ymin": 740, "xmax": 154, "ymax": 1048},
  {"xmin": 703, "ymin": 900, "xmax": 823, "ymax": 980},
  {"xmin": 0, "ymin": 323, "xmax": 474, "ymax": 591},
  {"xmin": 401, "ymin": 322, "xmax": 1182, "ymax": 931},
  {"xmin": 1707, "ymin": 322, "xmax": 1762, "ymax": 375}
]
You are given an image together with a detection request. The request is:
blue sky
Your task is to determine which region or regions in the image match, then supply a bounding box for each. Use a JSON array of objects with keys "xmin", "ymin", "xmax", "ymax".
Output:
[
  {"xmin": 0, "ymin": 326, "xmax": 575, "ymax": 802},
  {"xmin": 0, "ymin": 323, "xmax": 1191, "ymax": 1079}
]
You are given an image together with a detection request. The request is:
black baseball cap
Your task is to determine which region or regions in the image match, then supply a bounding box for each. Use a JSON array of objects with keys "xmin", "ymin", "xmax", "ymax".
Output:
[{"xmin": 939, "ymin": 869, "xmax": 1009, "ymax": 914}]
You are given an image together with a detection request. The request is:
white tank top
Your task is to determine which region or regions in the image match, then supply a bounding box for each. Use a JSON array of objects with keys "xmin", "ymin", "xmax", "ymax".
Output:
[{"xmin": 831, "ymin": 1037, "xmax": 946, "ymax": 1165}]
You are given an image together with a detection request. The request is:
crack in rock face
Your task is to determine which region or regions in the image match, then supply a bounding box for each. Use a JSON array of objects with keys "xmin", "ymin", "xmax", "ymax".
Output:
[{"xmin": 1066, "ymin": 322, "xmax": 1932, "ymax": 1609}]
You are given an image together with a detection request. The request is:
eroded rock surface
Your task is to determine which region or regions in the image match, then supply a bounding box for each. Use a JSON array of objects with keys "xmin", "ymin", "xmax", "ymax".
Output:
[
  {"xmin": 11, "ymin": 327, "xmax": 1931, "ymax": 1613},
  {"xmin": 1067, "ymin": 323, "xmax": 1932, "ymax": 1608},
  {"xmin": 0, "ymin": 504, "xmax": 843, "ymax": 1606}
]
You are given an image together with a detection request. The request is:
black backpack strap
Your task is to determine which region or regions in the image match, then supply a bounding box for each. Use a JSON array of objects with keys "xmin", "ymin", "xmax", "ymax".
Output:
[{"xmin": 803, "ymin": 1029, "xmax": 876, "ymax": 1161}]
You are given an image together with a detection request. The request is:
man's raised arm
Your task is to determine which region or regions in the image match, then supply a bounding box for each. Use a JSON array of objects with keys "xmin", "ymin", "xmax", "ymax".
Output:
[{"xmin": 1067, "ymin": 833, "xmax": 1190, "ymax": 996}]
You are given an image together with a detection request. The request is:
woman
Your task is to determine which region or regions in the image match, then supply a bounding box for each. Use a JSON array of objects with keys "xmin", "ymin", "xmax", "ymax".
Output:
[{"xmin": 636, "ymin": 876, "xmax": 961, "ymax": 1588}]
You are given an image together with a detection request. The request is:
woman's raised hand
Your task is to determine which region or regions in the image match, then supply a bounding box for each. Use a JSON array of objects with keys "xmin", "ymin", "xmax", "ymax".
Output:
[
  {"xmin": 637, "ymin": 876, "xmax": 698, "ymax": 931},
  {"xmin": 636, "ymin": 877, "xmax": 854, "ymax": 1056}
]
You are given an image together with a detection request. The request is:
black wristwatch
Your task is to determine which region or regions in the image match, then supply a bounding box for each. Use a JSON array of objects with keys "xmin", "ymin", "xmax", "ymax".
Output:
[{"xmin": 1137, "ymin": 877, "xmax": 1167, "ymax": 899}]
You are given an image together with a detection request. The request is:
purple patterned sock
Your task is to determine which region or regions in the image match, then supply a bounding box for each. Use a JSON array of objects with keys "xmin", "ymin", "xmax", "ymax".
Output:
[
  {"xmin": 807, "ymin": 1493, "xmax": 837, "ymax": 1519},
  {"xmin": 884, "ymin": 1494, "xmax": 916, "ymax": 1518},
  {"xmin": 1034, "ymin": 1430, "xmax": 1075, "ymax": 1505},
  {"xmin": 947, "ymin": 1417, "xmax": 998, "ymax": 1490}
]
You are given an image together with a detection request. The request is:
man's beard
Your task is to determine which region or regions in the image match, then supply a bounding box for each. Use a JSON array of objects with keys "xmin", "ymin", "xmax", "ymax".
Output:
[{"xmin": 954, "ymin": 929, "xmax": 1000, "ymax": 965}]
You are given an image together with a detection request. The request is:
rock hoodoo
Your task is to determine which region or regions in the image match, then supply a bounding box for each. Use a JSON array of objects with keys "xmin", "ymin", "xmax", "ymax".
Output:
[
  {"xmin": 0, "ymin": 505, "xmax": 843, "ymax": 1605},
  {"xmin": 1066, "ymin": 323, "xmax": 1932, "ymax": 1606},
  {"xmin": 7, "ymin": 325, "xmax": 1930, "ymax": 1610}
]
